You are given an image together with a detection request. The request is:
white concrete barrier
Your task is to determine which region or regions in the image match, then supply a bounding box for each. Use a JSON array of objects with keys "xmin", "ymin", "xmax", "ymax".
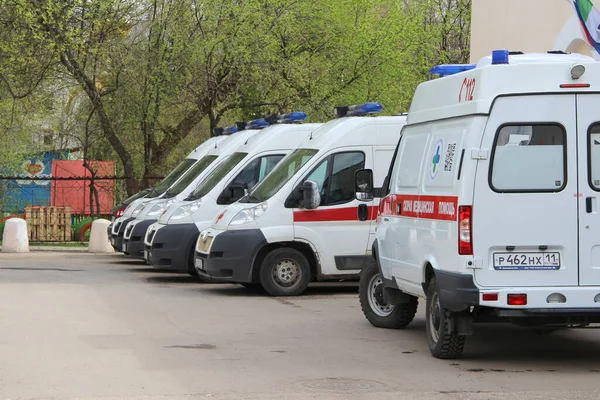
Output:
[
  {"xmin": 2, "ymin": 218, "xmax": 29, "ymax": 253},
  {"xmin": 87, "ymin": 219, "xmax": 115, "ymax": 253}
]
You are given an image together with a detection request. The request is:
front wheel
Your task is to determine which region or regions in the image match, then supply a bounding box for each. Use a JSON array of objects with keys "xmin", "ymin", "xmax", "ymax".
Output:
[
  {"xmin": 358, "ymin": 259, "xmax": 418, "ymax": 329},
  {"xmin": 425, "ymin": 277, "xmax": 466, "ymax": 359},
  {"xmin": 259, "ymin": 248, "xmax": 311, "ymax": 296}
]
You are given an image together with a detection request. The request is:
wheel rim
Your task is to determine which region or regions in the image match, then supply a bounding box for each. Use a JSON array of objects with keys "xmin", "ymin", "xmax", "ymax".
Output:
[
  {"xmin": 428, "ymin": 291, "xmax": 441, "ymax": 343},
  {"xmin": 272, "ymin": 259, "xmax": 301, "ymax": 287},
  {"xmin": 367, "ymin": 273, "xmax": 394, "ymax": 317}
]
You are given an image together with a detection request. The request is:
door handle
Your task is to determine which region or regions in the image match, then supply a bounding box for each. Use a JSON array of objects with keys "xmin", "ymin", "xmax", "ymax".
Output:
[
  {"xmin": 358, "ymin": 204, "xmax": 368, "ymax": 221},
  {"xmin": 587, "ymin": 197, "xmax": 594, "ymax": 213}
]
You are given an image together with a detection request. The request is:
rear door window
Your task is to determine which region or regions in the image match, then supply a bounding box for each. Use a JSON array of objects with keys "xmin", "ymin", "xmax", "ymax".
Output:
[
  {"xmin": 489, "ymin": 124, "xmax": 566, "ymax": 192},
  {"xmin": 588, "ymin": 124, "xmax": 600, "ymax": 190}
]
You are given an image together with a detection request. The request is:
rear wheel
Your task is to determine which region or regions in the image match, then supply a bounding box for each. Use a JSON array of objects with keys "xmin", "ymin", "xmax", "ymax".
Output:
[
  {"xmin": 359, "ymin": 259, "xmax": 418, "ymax": 329},
  {"xmin": 259, "ymin": 248, "xmax": 311, "ymax": 296},
  {"xmin": 425, "ymin": 277, "xmax": 466, "ymax": 359}
]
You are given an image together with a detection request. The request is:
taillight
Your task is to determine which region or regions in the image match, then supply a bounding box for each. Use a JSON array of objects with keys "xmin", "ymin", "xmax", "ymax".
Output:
[
  {"xmin": 115, "ymin": 208, "xmax": 125, "ymax": 217},
  {"xmin": 507, "ymin": 294, "xmax": 527, "ymax": 306},
  {"xmin": 458, "ymin": 205, "xmax": 472, "ymax": 255},
  {"xmin": 482, "ymin": 293, "xmax": 498, "ymax": 301}
]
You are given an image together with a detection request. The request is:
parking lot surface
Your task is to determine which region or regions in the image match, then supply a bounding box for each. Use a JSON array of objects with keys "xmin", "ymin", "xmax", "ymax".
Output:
[{"xmin": 0, "ymin": 253, "xmax": 600, "ymax": 400}]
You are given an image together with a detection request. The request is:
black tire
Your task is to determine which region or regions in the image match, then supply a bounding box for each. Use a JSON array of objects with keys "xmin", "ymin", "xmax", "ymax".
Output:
[
  {"xmin": 359, "ymin": 259, "xmax": 418, "ymax": 329},
  {"xmin": 425, "ymin": 277, "xmax": 466, "ymax": 359},
  {"xmin": 259, "ymin": 248, "xmax": 311, "ymax": 296}
]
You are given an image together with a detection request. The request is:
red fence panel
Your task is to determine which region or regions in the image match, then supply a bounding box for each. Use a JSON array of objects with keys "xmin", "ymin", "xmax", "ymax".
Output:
[{"xmin": 50, "ymin": 161, "xmax": 115, "ymax": 215}]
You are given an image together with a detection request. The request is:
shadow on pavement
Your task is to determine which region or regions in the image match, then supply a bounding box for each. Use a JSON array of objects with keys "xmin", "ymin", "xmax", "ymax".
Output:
[
  {"xmin": 196, "ymin": 282, "xmax": 358, "ymax": 297},
  {"xmin": 389, "ymin": 319, "xmax": 600, "ymax": 370},
  {"xmin": 145, "ymin": 275, "xmax": 204, "ymax": 284}
]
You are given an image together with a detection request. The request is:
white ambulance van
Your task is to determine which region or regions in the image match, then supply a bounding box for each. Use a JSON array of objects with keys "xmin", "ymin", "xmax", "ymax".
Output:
[
  {"xmin": 120, "ymin": 122, "xmax": 267, "ymax": 257},
  {"xmin": 355, "ymin": 50, "xmax": 600, "ymax": 360},
  {"xmin": 144, "ymin": 113, "xmax": 323, "ymax": 275},
  {"xmin": 194, "ymin": 103, "xmax": 407, "ymax": 296},
  {"xmin": 109, "ymin": 129, "xmax": 232, "ymax": 251}
]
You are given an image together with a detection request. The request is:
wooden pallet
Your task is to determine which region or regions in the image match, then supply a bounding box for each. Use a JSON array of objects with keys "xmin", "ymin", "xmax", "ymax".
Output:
[{"xmin": 24, "ymin": 206, "xmax": 72, "ymax": 241}]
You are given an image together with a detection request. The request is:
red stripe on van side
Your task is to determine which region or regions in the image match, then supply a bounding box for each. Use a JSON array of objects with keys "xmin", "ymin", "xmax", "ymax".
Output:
[
  {"xmin": 379, "ymin": 194, "xmax": 458, "ymax": 221},
  {"xmin": 294, "ymin": 206, "xmax": 378, "ymax": 222}
]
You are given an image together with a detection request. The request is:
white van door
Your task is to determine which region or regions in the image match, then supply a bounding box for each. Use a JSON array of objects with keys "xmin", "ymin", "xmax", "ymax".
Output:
[
  {"xmin": 473, "ymin": 95, "xmax": 578, "ymax": 287},
  {"xmin": 292, "ymin": 147, "xmax": 373, "ymax": 275},
  {"xmin": 576, "ymin": 94, "xmax": 600, "ymax": 286}
]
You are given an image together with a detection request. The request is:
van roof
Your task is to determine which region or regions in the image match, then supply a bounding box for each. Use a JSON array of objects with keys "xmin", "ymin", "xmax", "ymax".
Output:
[
  {"xmin": 300, "ymin": 115, "xmax": 407, "ymax": 150},
  {"xmin": 407, "ymin": 51, "xmax": 598, "ymax": 125}
]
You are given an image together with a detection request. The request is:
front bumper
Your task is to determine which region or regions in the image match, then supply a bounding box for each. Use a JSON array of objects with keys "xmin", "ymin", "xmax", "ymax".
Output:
[
  {"xmin": 123, "ymin": 219, "xmax": 156, "ymax": 258},
  {"xmin": 110, "ymin": 217, "xmax": 135, "ymax": 252},
  {"xmin": 150, "ymin": 223, "xmax": 199, "ymax": 272},
  {"xmin": 194, "ymin": 229, "xmax": 267, "ymax": 283}
]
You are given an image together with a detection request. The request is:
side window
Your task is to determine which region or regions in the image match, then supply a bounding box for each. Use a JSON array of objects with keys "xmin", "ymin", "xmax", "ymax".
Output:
[
  {"xmin": 228, "ymin": 155, "xmax": 285, "ymax": 191},
  {"xmin": 258, "ymin": 155, "xmax": 285, "ymax": 182},
  {"xmin": 327, "ymin": 152, "xmax": 365, "ymax": 205},
  {"xmin": 305, "ymin": 157, "xmax": 330, "ymax": 201},
  {"xmin": 232, "ymin": 158, "xmax": 260, "ymax": 188},
  {"xmin": 287, "ymin": 151, "xmax": 365, "ymax": 208},
  {"xmin": 589, "ymin": 124, "xmax": 600, "ymax": 190},
  {"xmin": 490, "ymin": 124, "xmax": 566, "ymax": 192}
]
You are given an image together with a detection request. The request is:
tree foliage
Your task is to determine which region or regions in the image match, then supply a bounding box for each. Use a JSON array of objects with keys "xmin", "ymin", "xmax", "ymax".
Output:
[{"xmin": 0, "ymin": 0, "xmax": 471, "ymax": 196}]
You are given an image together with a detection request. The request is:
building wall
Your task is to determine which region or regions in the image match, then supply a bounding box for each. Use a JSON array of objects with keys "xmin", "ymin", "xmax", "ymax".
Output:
[{"xmin": 470, "ymin": 0, "xmax": 599, "ymax": 63}]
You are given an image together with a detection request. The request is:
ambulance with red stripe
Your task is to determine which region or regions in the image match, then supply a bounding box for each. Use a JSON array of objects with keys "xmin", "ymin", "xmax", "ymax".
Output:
[
  {"xmin": 193, "ymin": 103, "xmax": 407, "ymax": 296},
  {"xmin": 356, "ymin": 50, "xmax": 600, "ymax": 360}
]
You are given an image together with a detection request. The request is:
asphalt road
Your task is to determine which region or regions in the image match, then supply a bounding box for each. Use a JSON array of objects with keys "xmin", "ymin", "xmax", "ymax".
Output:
[{"xmin": 0, "ymin": 252, "xmax": 600, "ymax": 400}]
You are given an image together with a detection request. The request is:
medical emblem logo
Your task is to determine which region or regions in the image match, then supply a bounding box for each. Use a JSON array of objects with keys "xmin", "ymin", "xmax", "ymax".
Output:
[{"xmin": 430, "ymin": 139, "xmax": 443, "ymax": 179}]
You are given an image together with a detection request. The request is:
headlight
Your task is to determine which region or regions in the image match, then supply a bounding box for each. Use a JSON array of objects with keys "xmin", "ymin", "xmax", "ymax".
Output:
[
  {"xmin": 229, "ymin": 203, "xmax": 268, "ymax": 226},
  {"xmin": 131, "ymin": 202, "xmax": 146, "ymax": 217},
  {"xmin": 169, "ymin": 200, "xmax": 202, "ymax": 221},
  {"xmin": 147, "ymin": 199, "xmax": 176, "ymax": 217}
]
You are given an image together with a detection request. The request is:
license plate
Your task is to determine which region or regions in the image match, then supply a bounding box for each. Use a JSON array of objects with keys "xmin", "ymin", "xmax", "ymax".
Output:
[
  {"xmin": 493, "ymin": 252, "xmax": 560, "ymax": 270},
  {"xmin": 122, "ymin": 243, "xmax": 127, "ymax": 252},
  {"xmin": 111, "ymin": 238, "xmax": 115, "ymax": 245},
  {"xmin": 195, "ymin": 258, "xmax": 204, "ymax": 270},
  {"xmin": 144, "ymin": 249, "xmax": 149, "ymax": 261}
]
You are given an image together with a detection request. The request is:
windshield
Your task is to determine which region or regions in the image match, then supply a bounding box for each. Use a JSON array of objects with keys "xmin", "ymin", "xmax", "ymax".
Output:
[
  {"xmin": 122, "ymin": 188, "xmax": 151, "ymax": 205},
  {"xmin": 242, "ymin": 148, "xmax": 318, "ymax": 203},
  {"xmin": 146, "ymin": 158, "xmax": 196, "ymax": 198},
  {"xmin": 163, "ymin": 155, "xmax": 218, "ymax": 198},
  {"xmin": 187, "ymin": 152, "xmax": 248, "ymax": 201}
]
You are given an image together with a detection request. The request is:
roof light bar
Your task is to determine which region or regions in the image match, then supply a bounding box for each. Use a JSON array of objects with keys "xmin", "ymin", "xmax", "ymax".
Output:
[
  {"xmin": 282, "ymin": 111, "xmax": 308, "ymax": 123},
  {"xmin": 335, "ymin": 102, "xmax": 383, "ymax": 118},
  {"xmin": 430, "ymin": 64, "xmax": 476, "ymax": 77},
  {"xmin": 264, "ymin": 111, "xmax": 308, "ymax": 125},
  {"xmin": 247, "ymin": 118, "xmax": 270, "ymax": 129},
  {"xmin": 491, "ymin": 50, "xmax": 510, "ymax": 65}
]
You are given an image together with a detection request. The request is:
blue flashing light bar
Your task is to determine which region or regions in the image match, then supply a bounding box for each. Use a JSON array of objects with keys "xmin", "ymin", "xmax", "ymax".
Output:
[
  {"xmin": 223, "ymin": 125, "xmax": 238, "ymax": 135},
  {"xmin": 491, "ymin": 49, "xmax": 509, "ymax": 65},
  {"xmin": 282, "ymin": 111, "xmax": 308, "ymax": 123},
  {"xmin": 247, "ymin": 118, "xmax": 270, "ymax": 129},
  {"xmin": 336, "ymin": 102, "xmax": 383, "ymax": 117},
  {"xmin": 430, "ymin": 64, "xmax": 476, "ymax": 77}
]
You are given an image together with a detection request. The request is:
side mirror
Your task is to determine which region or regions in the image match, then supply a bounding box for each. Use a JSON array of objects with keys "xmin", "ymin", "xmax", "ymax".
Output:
[
  {"xmin": 355, "ymin": 169, "xmax": 374, "ymax": 201},
  {"xmin": 301, "ymin": 180, "xmax": 321, "ymax": 210}
]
